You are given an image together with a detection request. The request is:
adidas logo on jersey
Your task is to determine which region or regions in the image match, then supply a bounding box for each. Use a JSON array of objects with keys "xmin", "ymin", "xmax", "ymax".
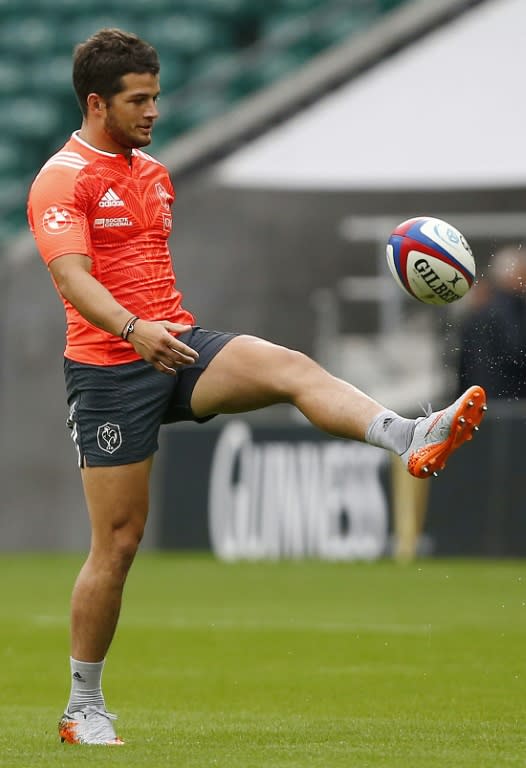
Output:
[{"xmin": 98, "ymin": 187, "xmax": 124, "ymax": 208}]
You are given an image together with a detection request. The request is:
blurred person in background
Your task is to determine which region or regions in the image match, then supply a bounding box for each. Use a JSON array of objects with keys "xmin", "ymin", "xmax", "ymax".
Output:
[
  {"xmin": 27, "ymin": 28, "xmax": 487, "ymax": 746},
  {"xmin": 457, "ymin": 245, "xmax": 526, "ymax": 400},
  {"xmin": 392, "ymin": 245, "xmax": 526, "ymax": 564}
]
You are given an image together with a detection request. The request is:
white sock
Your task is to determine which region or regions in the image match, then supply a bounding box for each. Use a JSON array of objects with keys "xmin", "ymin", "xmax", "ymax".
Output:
[
  {"xmin": 365, "ymin": 410, "xmax": 416, "ymax": 455},
  {"xmin": 67, "ymin": 657, "xmax": 106, "ymax": 713}
]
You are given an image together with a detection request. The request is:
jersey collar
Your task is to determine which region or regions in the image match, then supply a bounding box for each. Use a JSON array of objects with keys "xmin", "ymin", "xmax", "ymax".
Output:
[{"xmin": 71, "ymin": 131, "xmax": 138, "ymax": 159}]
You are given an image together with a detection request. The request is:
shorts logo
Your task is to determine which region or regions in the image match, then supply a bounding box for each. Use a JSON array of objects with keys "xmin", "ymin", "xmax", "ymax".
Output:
[
  {"xmin": 43, "ymin": 206, "xmax": 73, "ymax": 234},
  {"xmin": 97, "ymin": 422, "xmax": 122, "ymax": 454}
]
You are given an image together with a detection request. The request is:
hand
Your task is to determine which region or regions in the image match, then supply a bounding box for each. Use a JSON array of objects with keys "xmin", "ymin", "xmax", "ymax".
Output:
[{"xmin": 128, "ymin": 320, "xmax": 199, "ymax": 375}]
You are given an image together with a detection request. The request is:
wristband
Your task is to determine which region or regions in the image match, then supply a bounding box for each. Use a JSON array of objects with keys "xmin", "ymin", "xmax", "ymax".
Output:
[{"xmin": 121, "ymin": 315, "xmax": 139, "ymax": 341}]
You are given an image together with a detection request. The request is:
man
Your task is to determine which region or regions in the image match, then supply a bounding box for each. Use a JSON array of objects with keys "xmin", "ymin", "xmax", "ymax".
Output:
[
  {"xmin": 27, "ymin": 28, "xmax": 487, "ymax": 746},
  {"xmin": 457, "ymin": 245, "xmax": 526, "ymax": 400}
]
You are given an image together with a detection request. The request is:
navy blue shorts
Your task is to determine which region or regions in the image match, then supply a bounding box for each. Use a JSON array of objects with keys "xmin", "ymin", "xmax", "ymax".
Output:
[{"xmin": 64, "ymin": 326, "xmax": 237, "ymax": 467}]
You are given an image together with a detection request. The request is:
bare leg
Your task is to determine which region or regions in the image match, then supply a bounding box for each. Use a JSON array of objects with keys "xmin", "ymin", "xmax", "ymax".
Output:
[
  {"xmin": 191, "ymin": 336, "xmax": 383, "ymax": 441},
  {"xmin": 71, "ymin": 457, "xmax": 152, "ymax": 661},
  {"xmin": 190, "ymin": 335, "xmax": 487, "ymax": 478}
]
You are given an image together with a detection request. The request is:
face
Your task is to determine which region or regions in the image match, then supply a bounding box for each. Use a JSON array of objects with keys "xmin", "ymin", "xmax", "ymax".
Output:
[{"xmin": 102, "ymin": 71, "xmax": 160, "ymax": 151}]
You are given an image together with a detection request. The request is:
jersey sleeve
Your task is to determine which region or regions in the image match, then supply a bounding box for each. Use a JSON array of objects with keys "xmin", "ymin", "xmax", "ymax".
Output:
[{"xmin": 27, "ymin": 165, "xmax": 91, "ymax": 266}]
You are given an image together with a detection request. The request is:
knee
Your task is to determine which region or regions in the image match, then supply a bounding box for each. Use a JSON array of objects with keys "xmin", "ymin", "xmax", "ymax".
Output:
[
  {"xmin": 115, "ymin": 523, "xmax": 143, "ymax": 568},
  {"xmin": 275, "ymin": 348, "xmax": 320, "ymax": 397},
  {"xmin": 102, "ymin": 521, "xmax": 144, "ymax": 579}
]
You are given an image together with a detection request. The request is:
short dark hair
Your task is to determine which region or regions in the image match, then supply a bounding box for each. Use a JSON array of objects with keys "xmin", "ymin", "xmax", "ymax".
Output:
[{"xmin": 73, "ymin": 28, "xmax": 160, "ymax": 116}]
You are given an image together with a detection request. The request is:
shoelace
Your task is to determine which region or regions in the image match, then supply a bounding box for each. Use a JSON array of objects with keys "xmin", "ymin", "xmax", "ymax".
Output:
[{"xmin": 418, "ymin": 401, "xmax": 433, "ymax": 418}]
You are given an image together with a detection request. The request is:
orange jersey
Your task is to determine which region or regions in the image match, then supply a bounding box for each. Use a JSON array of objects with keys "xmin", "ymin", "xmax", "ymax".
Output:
[{"xmin": 27, "ymin": 132, "xmax": 195, "ymax": 365}]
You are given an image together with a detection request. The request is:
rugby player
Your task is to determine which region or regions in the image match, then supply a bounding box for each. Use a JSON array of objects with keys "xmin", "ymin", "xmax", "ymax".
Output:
[{"xmin": 27, "ymin": 28, "xmax": 487, "ymax": 745}]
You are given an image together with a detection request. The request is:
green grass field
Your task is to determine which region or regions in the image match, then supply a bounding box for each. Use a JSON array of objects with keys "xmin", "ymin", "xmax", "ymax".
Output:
[{"xmin": 0, "ymin": 554, "xmax": 524, "ymax": 767}]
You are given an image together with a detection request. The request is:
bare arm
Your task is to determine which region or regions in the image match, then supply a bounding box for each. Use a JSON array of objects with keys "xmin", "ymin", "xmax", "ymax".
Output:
[{"xmin": 49, "ymin": 253, "xmax": 199, "ymax": 374}]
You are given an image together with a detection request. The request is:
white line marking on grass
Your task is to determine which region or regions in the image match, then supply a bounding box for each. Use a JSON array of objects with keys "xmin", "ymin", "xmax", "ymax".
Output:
[
  {"xmin": 33, "ymin": 614, "xmax": 69, "ymax": 626},
  {"xmin": 31, "ymin": 614, "xmax": 433, "ymax": 635},
  {"xmin": 119, "ymin": 617, "xmax": 434, "ymax": 635}
]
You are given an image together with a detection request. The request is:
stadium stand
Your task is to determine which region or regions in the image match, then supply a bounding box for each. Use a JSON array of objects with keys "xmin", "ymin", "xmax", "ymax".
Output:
[
  {"xmin": 1, "ymin": 0, "xmax": 490, "ymax": 553},
  {"xmin": 0, "ymin": 0, "xmax": 408, "ymax": 240}
]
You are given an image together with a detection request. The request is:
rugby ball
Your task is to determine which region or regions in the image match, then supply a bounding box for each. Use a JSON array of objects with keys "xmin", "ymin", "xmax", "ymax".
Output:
[{"xmin": 386, "ymin": 216, "xmax": 475, "ymax": 305}]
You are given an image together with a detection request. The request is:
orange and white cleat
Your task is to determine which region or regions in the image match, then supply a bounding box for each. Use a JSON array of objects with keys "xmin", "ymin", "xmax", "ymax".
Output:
[
  {"xmin": 59, "ymin": 706, "xmax": 124, "ymax": 745},
  {"xmin": 401, "ymin": 385, "xmax": 487, "ymax": 479}
]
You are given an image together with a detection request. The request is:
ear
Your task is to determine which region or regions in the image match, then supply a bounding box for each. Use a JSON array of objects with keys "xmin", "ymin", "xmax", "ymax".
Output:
[{"xmin": 86, "ymin": 92, "xmax": 105, "ymax": 115}]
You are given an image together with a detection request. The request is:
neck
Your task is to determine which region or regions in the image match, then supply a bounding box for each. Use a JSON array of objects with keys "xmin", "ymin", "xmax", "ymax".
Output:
[{"xmin": 77, "ymin": 122, "xmax": 132, "ymax": 159}]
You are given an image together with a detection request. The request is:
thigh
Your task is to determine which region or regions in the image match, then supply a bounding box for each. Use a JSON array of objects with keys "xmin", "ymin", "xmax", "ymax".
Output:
[
  {"xmin": 81, "ymin": 458, "xmax": 153, "ymax": 548},
  {"xmin": 190, "ymin": 334, "xmax": 307, "ymax": 417}
]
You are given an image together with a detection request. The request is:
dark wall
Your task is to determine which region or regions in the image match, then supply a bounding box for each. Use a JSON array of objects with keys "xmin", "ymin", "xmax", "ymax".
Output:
[
  {"xmin": 156, "ymin": 406, "xmax": 526, "ymax": 559},
  {"xmin": 2, "ymin": 179, "xmax": 525, "ymax": 550}
]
